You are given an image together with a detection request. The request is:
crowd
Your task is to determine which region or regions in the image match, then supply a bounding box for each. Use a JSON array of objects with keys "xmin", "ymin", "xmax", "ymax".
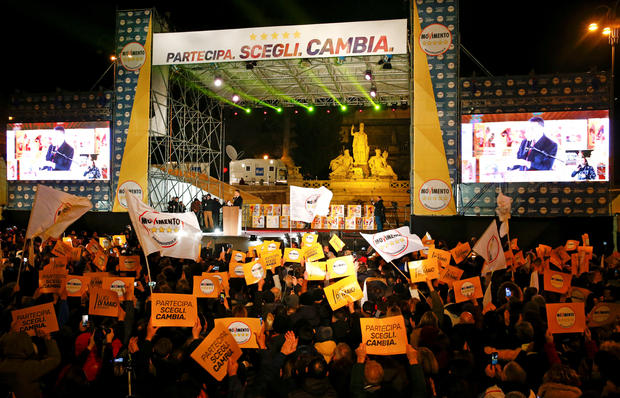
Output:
[{"xmin": 0, "ymin": 223, "xmax": 618, "ymax": 398}]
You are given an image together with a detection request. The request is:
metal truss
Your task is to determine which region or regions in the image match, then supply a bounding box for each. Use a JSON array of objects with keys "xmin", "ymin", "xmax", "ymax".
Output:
[{"xmin": 148, "ymin": 66, "xmax": 225, "ymax": 210}]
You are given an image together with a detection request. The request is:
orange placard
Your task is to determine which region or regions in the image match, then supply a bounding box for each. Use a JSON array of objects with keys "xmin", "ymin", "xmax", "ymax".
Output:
[
  {"xmin": 119, "ymin": 255, "xmax": 141, "ymax": 272},
  {"xmin": 329, "ymin": 234, "xmax": 345, "ymax": 252},
  {"xmin": 283, "ymin": 248, "xmax": 303, "ymax": 263},
  {"xmin": 428, "ymin": 247, "xmax": 451, "ymax": 268},
  {"xmin": 259, "ymin": 240, "xmax": 281, "ymax": 255},
  {"xmin": 205, "ymin": 272, "xmax": 230, "ymax": 295},
  {"xmin": 587, "ymin": 303, "xmax": 620, "ymax": 328},
  {"xmin": 89, "ymin": 288, "xmax": 120, "ymax": 318},
  {"xmin": 52, "ymin": 240, "xmax": 73, "ymax": 258},
  {"xmin": 543, "ymin": 270, "xmax": 572, "ymax": 294},
  {"xmin": 306, "ymin": 261, "xmax": 327, "ymax": 280},
  {"xmin": 510, "ymin": 238, "xmax": 519, "ymax": 251},
  {"xmin": 301, "ymin": 233, "xmax": 318, "ymax": 247},
  {"xmin": 326, "ymin": 255, "xmax": 355, "ymax": 279},
  {"xmin": 453, "ymin": 276, "xmax": 483, "ymax": 303},
  {"xmin": 151, "ymin": 293, "xmax": 197, "ymax": 327},
  {"xmin": 570, "ymin": 287, "xmax": 592, "ymax": 303},
  {"xmin": 546, "ymin": 302, "xmax": 585, "ymax": 334},
  {"xmin": 438, "ymin": 265, "xmax": 464, "ymax": 287},
  {"xmin": 229, "ymin": 263, "xmax": 246, "ymax": 279},
  {"xmin": 214, "ymin": 318, "xmax": 262, "ymax": 349},
  {"xmin": 193, "ymin": 275, "xmax": 221, "ymax": 298},
  {"xmin": 102, "ymin": 277, "xmax": 135, "ymax": 300},
  {"xmin": 190, "ymin": 322, "xmax": 242, "ymax": 381},
  {"xmin": 514, "ymin": 251, "xmax": 525, "ymax": 268},
  {"xmin": 112, "ymin": 235, "xmax": 127, "ymax": 247},
  {"xmin": 39, "ymin": 268, "xmax": 68, "ymax": 294},
  {"xmin": 536, "ymin": 244, "xmax": 552, "ymax": 259},
  {"xmin": 93, "ymin": 250, "xmax": 108, "ymax": 271},
  {"xmin": 324, "ymin": 275, "xmax": 363, "ymax": 310},
  {"xmin": 65, "ymin": 275, "xmax": 90, "ymax": 297},
  {"xmin": 582, "ymin": 233, "xmax": 590, "ymax": 246},
  {"xmin": 243, "ymin": 259, "xmax": 266, "ymax": 285},
  {"xmin": 246, "ymin": 246, "xmax": 258, "ymax": 259},
  {"xmin": 360, "ymin": 315, "xmax": 408, "ymax": 355},
  {"xmin": 50, "ymin": 256, "xmax": 68, "ymax": 268},
  {"xmin": 565, "ymin": 240, "xmax": 579, "ymax": 251},
  {"xmin": 11, "ymin": 302, "xmax": 59, "ymax": 336},
  {"xmin": 230, "ymin": 250, "xmax": 247, "ymax": 265},
  {"xmin": 70, "ymin": 247, "xmax": 83, "ymax": 263},
  {"xmin": 84, "ymin": 272, "xmax": 109, "ymax": 290},
  {"xmin": 408, "ymin": 258, "xmax": 439, "ymax": 283},
  {"xmin": 556, "ymin": 246, "xmax": 571, "ymax": 265},
  {"xmin": 450, "ymin": 242, "xmax": 471, "ymax": 264},
  {"xmin": 571, "ymin": 253, "xmax": 579, "ymax": 275},
  {"xmin": 86, "ymin": 239, "xmax": 103, "ymax": 255},
  {"xmin": 261, "ymin": 251, "xmax": 282, "ymax": 270},
  {"xmin": 302, "ymin": 243, "xmax": 325, "ymax": 262}
]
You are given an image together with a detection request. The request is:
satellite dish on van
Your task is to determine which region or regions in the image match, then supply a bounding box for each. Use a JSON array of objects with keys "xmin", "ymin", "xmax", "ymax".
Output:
[{"xmin": 226, "ymin": 145, "xmax": 238, "ymax": 161}]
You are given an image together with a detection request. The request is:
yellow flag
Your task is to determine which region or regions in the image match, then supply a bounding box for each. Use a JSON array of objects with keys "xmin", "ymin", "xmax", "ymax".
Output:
[{"xmin": 329, "ymin": 234, "xmax": 345, "ymax": 252}]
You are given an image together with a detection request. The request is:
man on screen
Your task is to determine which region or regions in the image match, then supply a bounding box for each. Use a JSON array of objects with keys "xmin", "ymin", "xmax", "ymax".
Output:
[
  {"xmin": 513, "ymin": 117, "xmax": 558, "ymax": 171},
  {"xmin": 45, "ymin": 126, "xmax": 74, "ymax": 171}
]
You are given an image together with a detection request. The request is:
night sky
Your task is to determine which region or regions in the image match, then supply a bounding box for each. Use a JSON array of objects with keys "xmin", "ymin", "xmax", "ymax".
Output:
[{"xmin": 4, "ymin": 0, "xmax": 613, "ymax": 95}]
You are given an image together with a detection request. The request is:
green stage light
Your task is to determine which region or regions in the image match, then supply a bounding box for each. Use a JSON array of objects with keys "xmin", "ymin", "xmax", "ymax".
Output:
[
  {"xmin": 308, "ymin": 106, "xmax": 315, "ymax": 112},
  {"xmin": 340, "ymin": 105, "xmax": 348, "ymax": 112},
  {"xmin": 276, "ymin": 107, "xmax": 283, "ymax": 113},
  {"xmin": 374, "ymin": 104, "xmax": 381, "ymax": 111},
  {"xmin": 245, "ymin": 108, "xmax": 251, "ymax": 114}
]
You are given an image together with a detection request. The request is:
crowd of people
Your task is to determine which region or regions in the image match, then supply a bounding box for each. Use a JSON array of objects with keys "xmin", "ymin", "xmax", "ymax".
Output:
[{"xmin": 0, "ymin": 223, "xmax": 618, "ymax": 398}]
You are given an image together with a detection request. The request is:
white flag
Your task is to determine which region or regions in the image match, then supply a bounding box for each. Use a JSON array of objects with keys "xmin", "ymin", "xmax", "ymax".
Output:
[
  {"xmin": 360, "ymin": 227, "xmax": 425, "ymax": 263},
  {"xmin": 126, "ymin": 192, "xmax": 202, "ymax": 261},
  {"xmin": 474, "ymin": 220, "xmax": 506, "ymax": 274},
  {"xmin": 482, "ymin": 280, "xmax": 493, "ymax": 308},
  {"xmin": 496, "ymin": 191, "xmax": 512, "ymax": 222},
  {"xmin": 26, "ymin": 185, "xmax": 92, "ymax": 241},
  {"xmin": 289, "ymin": 186, "xmax": 333, "ymax": 223}
]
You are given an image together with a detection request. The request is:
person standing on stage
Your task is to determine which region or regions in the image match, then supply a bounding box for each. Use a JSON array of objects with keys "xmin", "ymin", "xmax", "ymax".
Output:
[
  {"xmin": 371, "ymin": 196, "xmax": 386, "ymax": 232},
  {"xmin": 232, "ymin": 190, "xmax": 243, "ymax": 207},
  {"xmin": 514, "ymin": 117, "xmax": 558, "ymax": 171},
  {"xmin": 211, "ymin": 196, "xmax": 222, "ymax": 230},
  {"xmin": 202, "ymin": 194, "xmax": 214, "ymax": 231}
]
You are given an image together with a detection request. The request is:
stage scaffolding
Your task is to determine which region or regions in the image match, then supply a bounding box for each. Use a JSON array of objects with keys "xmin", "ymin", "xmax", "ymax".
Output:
[{"xmin": 148, "ymin": 65, "xmax": 225, "ymax": 210}]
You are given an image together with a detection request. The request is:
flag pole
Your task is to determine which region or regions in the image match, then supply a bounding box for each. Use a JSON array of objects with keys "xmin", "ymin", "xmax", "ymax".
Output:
[
  {"xmin": 390, "ymin": 260, "xmax": 410, "ymax": 282},
  {"xmin": 16, "ymin": 238, "xmax": 29, "ymax": 286},
  {"xmin": 144, "ymin": 254, "xmax": 154, "ymax": 294}
]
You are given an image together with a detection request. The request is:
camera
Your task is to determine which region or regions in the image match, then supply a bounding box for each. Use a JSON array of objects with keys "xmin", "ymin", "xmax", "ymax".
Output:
[
  {"xmin": 505, "ymin": 287, "xmax": 512, "ymax": 298},
  {"xmin": 491, "ymin": 352, "xmax": 498, "ymax": 365}
]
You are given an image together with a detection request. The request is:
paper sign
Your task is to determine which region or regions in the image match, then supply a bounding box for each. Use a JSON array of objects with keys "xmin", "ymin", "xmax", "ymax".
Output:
[
  {"xmin": 230, "ymin": 250, "xmax": 247, "ymax": 265},
  {"xmin": 102, "ymin": 277, "xmax": 135, "ymax": 300},
  {"xmin": 453, "ymin": 276, "xmax": 483, "ymax": 303},
  {"xmin": 205, "ymin": 272, "xmax": 230, "ymax": 295},
  {"xmin": 112, "ymin": 235, "xmax": 127, "ymax": 247},
  {"xmin": 193, "ymin": 275, "xmax": 222, "ymax": 298},
  {"xmin": 52, "ymin": 240, "xmax": 73, "ymax": 258},
  {"xmin": 439, "ymin": 265, "xmax": 464, "ymax": 287},
  {"xmin": 569, "ymin": 287, "xmax": 591, "ymax": 303},
  {"xmin": 93, "ymin": 250, "xmax": 108, "ymax": 271},
  {"xmin": 546, "ymin": 302, "xmax": 585, "ymax": 334},
  {"xmin": 65, "ymin": 275, "xmax": 90, "ymax": 297},
  {"xmin": 86, "ymin": 239, "xmax": 103, "ymax": 255},
  {"xmin": 571, "ymin": 253, "xmax": 579, "ymax": 275},
  {"xmin": 582, "ymin": 233, "xmax": 590, "ymax": 246},
  {"xmin": 88, "ymin": 288, "xmax": 120, "ymax": 317},
  {"xmin": 408, "ymin": 258, "xmax": 439, "ymax": 283},
  {"xmin": 587, "ymin": 303, "xmax": 620, "ymax": 328},
  {"xmin": 324, "ymin": 275, "xmax": 363, "ymax": 310},
  {"xmin": 50, "ymin": 256, "xmax": 68, "ymax": 268},
  {"xmin": 214, "ymin": 318, "xmax": 261, "ymax": 349},
  {"xmin": 119, "ymin": 255, "xmax": 141, "ymax": 272},
  {"xmin": 12, "ymin": 302, "xmax": 59, "ymax": 336},
  {"xmin": 326, "ymin": 255, "xmax": 355, "ymax": 279},
  {"xmin": 190, "ymin": 322, "xmax": 242, "ymax": 381},
  {"xmin": 246, "ymin": 246, "xmax": 257, "ymax": 259},
  {"xmin": 229, "ymin": 263, "xmax": 245, "ymax": 278},
  {"xmin": 99, "ymin": 237, "xmax": 111, "ymax": 249},
  {"xmin": 510, "ymin": 238, "xmax": 519, "ymax": 250},
  {"xmin": 544, "ymin": 270, "xmax": 571, "ymax": 294},
  {"xmin": 301, "ymin": 233, "xmax": 318, "ymax": 247},
  {"xmin": 565, "ymin": 240, "xmax": 579, "ymax": 251},
  {"xmin": 329, "ymin": 234, "xmax": 345, "ymax": 252},
  {"xmin": 259, "ymin": 241, "xmax": 281, "ymax": 255},
  {"xmin": 62, "ymin": 237, "xmax": 73, "ymax": 245},
  {"xmin": 261, "ymin": 251, "xmax": 282, "ymax": 270},
  {"xmin": 39, "ymin": 268, "xmax": 68, "ymax": 293},
  {"xmin": 428, "ymin": 247, "xmax": 451, "ymax": 268},
  {"xmin": 450, "ymin": 242, "xmax": 470, "ymax": 264},
  {"xmin": 303, "ymin": 243, "xmax": 325, "ymax": 262},
  {"xmin": 70, "ymin": 247, "xmax": 83, "ymax": 263},
  {"xmin": 556, "ymin": 246, "xmax": 571, "ymax": 265},
  {"xmin": 360, "ymin": 315, "xmax": 408, "ymax": 355},
  {"xmin": 514, "ymin": 251, "xmax": 525, "ymax": 267},
  {"xmin": 151, "ymin": 293, "xmax": 198, "ymax": 327},
  {"xmin": 536, "ymin": 244, "xmax": 552, "ymax": 259},
  {"xmin": 84, "ymin": 272, "xmax": 109, "ymax": 290},
  {"xmin": 243, "ymin": 259, "xmax": 266, "ymax": 285},
  {"xmin": 306, "ymin": 261, "xmax": 327, "ymax": 280},
  {"xmin": 283, "ymin": 248, "xmax": 303, "ymax": 263}
]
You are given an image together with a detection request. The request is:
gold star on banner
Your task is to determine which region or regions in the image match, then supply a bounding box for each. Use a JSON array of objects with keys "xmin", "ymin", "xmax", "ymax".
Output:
[
  {"xmin": 260, "ymin": 33, "xmax": 268, "ymax": 40},
  {"xmin": 271, "ymin": 32, "xmax": 278, "ymax": 39},
  {"xmin": 294, "ymin": 31, "xmax": 301, "ymax": 38},
  {"xmin": 250, "ymin": 33, "xmax": 257, "ymax": 40},
  {"xmin": 166, "ymin": 228, "xmax": 172, "ymax": 233},
  {"xmin": 174, "ymin": 228, "xmax": 179, "ymax": 233},
  {"xmin": 151, "ymin": 228, "xmax": 157, "ymax": 233},
  {"xmin": 159, "ymin": 227, "xmax": 165, "ymax": 233},
  {"xmin": 283, "ymin": 32, "xmax": 290, "ymax": 39}
]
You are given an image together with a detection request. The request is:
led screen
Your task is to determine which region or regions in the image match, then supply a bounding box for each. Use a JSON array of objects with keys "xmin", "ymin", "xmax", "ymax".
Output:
[
  {"xmin": 7, "ymin": 121, "xmax": 110, "ymax": 181},
  {"xmin": 461, "ymin": 111, "xmax": 609, "ymax": 183}
]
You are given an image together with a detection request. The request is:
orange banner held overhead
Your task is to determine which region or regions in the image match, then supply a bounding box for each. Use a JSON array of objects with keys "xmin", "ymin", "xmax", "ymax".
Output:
[
  {"xmin": 453, "ymin": 276, "xmax": 483, "ymax": 303},
  {"xmin": 52, "ymin": 240, "xmax": 73, "ymax": 258},
  {"xmin": 408, "ymin": 258, "xmax": 440, "ymax": 283},
  {"xmin": 565, "ymin": 240, "xmax": 579, "ymax": 252},
  {"xmin": 65, "ymin": 275, "xmax": 90, "ymax": 297},
  {"xmin": 546, "ymin": 302, "xmax": 585, "ymax": 334},
  {"xmin": 119, "ymin": 255, "xmax": 141, "ymax": 272},
  {"xmin": 229, "ymin": 263, "xmax": 246, "ymax": 279},
  {"xmin": 303, "ymin": 243, "xmax": 325, "ymax": 262},
  {"xmin": 102, "ymin": 277, "xmax": 135, "ymax": 300},
  {"xmin": 190, "ymin": 322, "xmax": 242, "ymax": 381},
  {"xmin": 261, "ymin": 251, "xmax": 282, "ymax": 270},
  {"xmin": 324, "ymin": 275, "xmax": 363, "ymax": 310},
  {"xmin": 214, "ymin": 318, "xmax": 262, "ymax": 349},
  {"xmin": 329, "ymin": 234, "xmax": 345, "ymax": 253},
  {"xmin": 544, "ymin": 270, "xmax": 572, "ymax": 294},
  {"xmin": 326, "ymin": 255, "xmax": 356, "ymax": 279},
  {"xmin": 230, "ymin": 250, "xmax": 247, "ymax": 265},
  {"xmin": 587, "ymin": 303, "xmax": 620, "ymax": 328},
  {"xmin": 151, "ymin": 293, "xmax": 197, "ymax": 327},
  {"xmin": 243, "ymin": 259, "xmax": 266, "ymax": 285},
  {"xmin": 193, "ymin": 275, "xmax": 221, "ymax": 298},
  {"xmin": 39, "ymin": 268, "xmax": 67, "ymax": 294},
  {"xmin": 439, "ymin": 264, "xmax": 464, "ymax": 287},
  {"xmin": 450, "ymin": 242, "xmax": 470, "ymax": 264},
  {"xmin": 84, "ymin": 272, "xmax": 109, "ymax": 290},
  {"xmin": 428, "ymin": 247, "xmax": 451, "ymax": 268},
  {"xmin": 360, "ymin": 315, "xmax": 408, "ymax": 355},
  {"xmin": 205, "ymin": 272, "xmax": 230, "ymax": 296},
  {"xmin": 12, "ymin": 302, "xmax": 59, "ymax": 336},
  {"xmin": 283, "ymin": 248, "xmax": 303, "ymax": 263},
  {"xmin": 89, "ymin": 288, "xmax": 120, "ymax": 318}
]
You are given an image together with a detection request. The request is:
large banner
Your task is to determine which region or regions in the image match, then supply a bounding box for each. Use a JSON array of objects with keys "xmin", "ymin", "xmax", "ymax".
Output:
[
  {"xmin": 413, "ymin": 0, "xmax": 457, "ymax": 215},
  {"xmin": 153, "ymin": 19, "xmax": 407, "ymax": 65},
  {"xmin": 112, "ymin": 10, "xmax": 152, "ymax": 211}
]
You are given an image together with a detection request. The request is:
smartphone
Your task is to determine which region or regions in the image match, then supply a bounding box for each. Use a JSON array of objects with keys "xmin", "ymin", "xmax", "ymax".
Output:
[
  {"xmin": 114, "ymin": 357, "xmax": 124, "ymax": 363},
  {"xmin": 219, "ymin": 292, "xmax": 226, "ymax": 303},
  {"xmin": 81, "ymin": 315, "xmax": 89, "ymax": 327},
  {"xmin": 134, "ymin": 281, "xmax": 139, "ymax": 287},
  {"xmin": 505, "ymin": 287, "xmax": 512, "ymax": 298},
  {"xmin": 491, "ymin": 352, "xmax": 498, "ymax": 365},
  {"xmin": 148, "ymin": 281, "xmax": 156, "ymax": 287}
]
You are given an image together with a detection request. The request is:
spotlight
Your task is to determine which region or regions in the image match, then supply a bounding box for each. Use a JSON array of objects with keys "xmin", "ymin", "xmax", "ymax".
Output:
[
  {"xmin": 234, "ymin": 111, "xmax": 238, "ymax": 116},
  {"xmin": 263, "ymin": 155, "xmax": 269, "ymax": 160},
  {"xmin": 263, "ymin": 110, "xmax": 268, "ymax": 115},
  {"xmin": 369, "ymin": 85, "xmax": 377, "ymax": 98},
  {"xmin": 245, "ymin": 108, "xmax": 251, "ymax": 114},
  {"xmin": 603, "ymin": 27, "xmax": 611, "ymax": 35},
  {"xmin": 588, "ymin": 22, "xmax": 599, "ymax": 32},
  {"xmin": 276, "ymin": 107, "xmax": 283, "ymax": 113},
  {"xmin": 364, "ymin": 70, "xmax": 373, "ymax": 81},
  {"xmin": 231, "ymin": 94, "xmax": 240, "ymax": 103},
  {"xmin": 326, "ymin": 109, "xmax": 331, "ymax": 114},
  {"xmin": 213, "ymin": 76, "xmax": 223, "ymax": 87},
  {"xmin": 374, "ymin": 104, "xmax": 381, "ymax": 111},
  {"xmin": 340, "ymin": 105, "xmax": 348, "ymax": 112},
  {"xmin": 110, "ymin": 55, "xmax": 117, "ymax": 62},
  {"xmin": 294, "ymin": 109, "xmax": 299, "ymax": 114},
  {"xmin": 308, "ymin": 106, "xmax": 315, "ymax": 113}
]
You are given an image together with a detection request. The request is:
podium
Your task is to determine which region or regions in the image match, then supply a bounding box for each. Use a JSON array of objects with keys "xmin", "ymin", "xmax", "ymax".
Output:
[{"xmin": 223, "ymin": 206, "xmax": 242, "ymax": 236}]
